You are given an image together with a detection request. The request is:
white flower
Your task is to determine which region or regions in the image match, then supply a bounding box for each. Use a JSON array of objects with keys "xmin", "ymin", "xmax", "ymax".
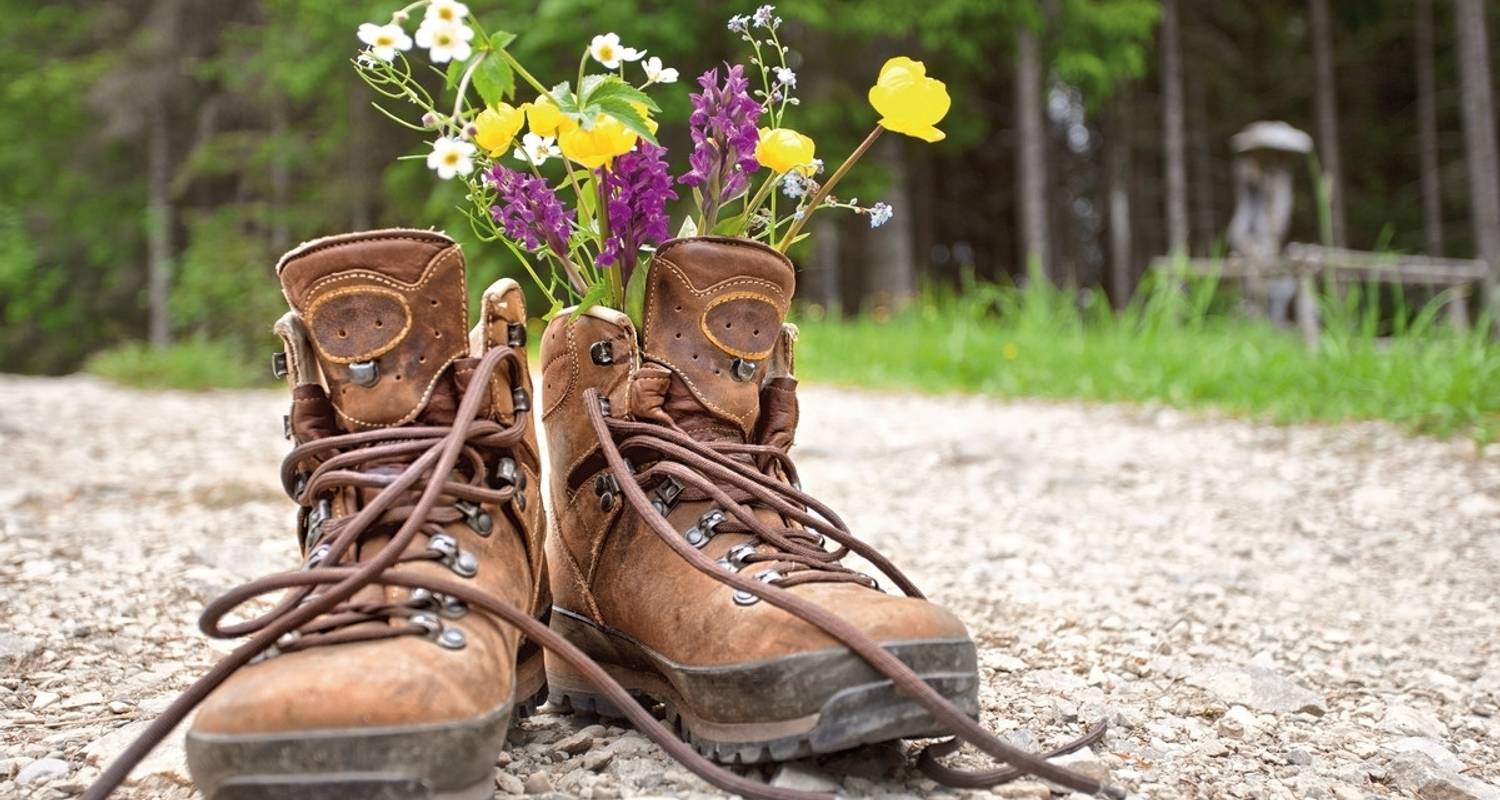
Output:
[
  {"xmin": 868, "ymin": 202, "xmax": 894, "ymax": 228},
  {"xmin": 425, "ymin": 0, "xmax": 469, "ymax": 24},
  {"xmin": 357, "ymin": 22, "xmax": 413, "ymax": 62},
  {"xmin": 753, "ymin": 5, "xmax": 778, "ymax": 28},
  {"xmin": 415, "ymin": 18, "xmax": 474, "ymax": 63},
  {"xmin": 774, "ymin": 67, "xmax": 796, "ymax": 89},
  {"xmin": 781, "ymin": 171, "xmax": 809, "ymax": 199},
  {"xmin": 512, "ymin": 133, "xmax": 561, "ymax": 166},
  {"xmin": 642, "ymin": 56, "xmax": 679, "ymax": 85},
  {"xmin": 427, "ymin": 136, "xmax": 476, "ymax": 180},
  {"xmin": 589, "ymin": 33, "xmax": 644, "ymax": 69},
  {"xmin": 727, "ymin": 15, "xmax": 752, "ymax": 35}
]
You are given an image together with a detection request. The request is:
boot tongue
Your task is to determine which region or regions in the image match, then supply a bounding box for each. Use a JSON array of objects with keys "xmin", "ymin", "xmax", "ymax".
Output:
[
  {"xmin": 277, "ymin": 229, "xmax": 470, "ymax": 431},
  {"xmin": 640, "ymin": 237, "xmax": 794, "ymax": 442}
]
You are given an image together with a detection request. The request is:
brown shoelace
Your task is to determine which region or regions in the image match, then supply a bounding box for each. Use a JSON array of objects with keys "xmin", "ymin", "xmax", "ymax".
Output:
[
  {"xmin": 83, "ymin": 346, "xmax": 1122, "ymax": 800},
  {"xmin": 583, "ymin": 386, "xmax": 1126, "ymax": 797}
]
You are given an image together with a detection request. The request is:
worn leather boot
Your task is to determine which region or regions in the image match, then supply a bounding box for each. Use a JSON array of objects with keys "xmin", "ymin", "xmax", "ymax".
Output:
[
  {"xmin": 177, "ymin": 230, "xmax": 549, "ymax": 799},
  {"xmin": 538, "ymin": 236, "xmax": 980, "ymax": 763}
]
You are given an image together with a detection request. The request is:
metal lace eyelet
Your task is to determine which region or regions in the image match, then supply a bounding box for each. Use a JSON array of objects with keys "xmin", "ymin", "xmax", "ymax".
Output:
[
  {"xmin": 427, "ymin": 534, "xmax": 458, "ymax": 559},
  {"xmin": 407, "ymin": 588, "xmax": 436, "ymax": 609},
  {"xmin": 439, "ymin": 595, "xmax": 469, "ymax": 619},
  {"xmin": 452, "ymin": 550, "xmax": 479, "ymax": 578},
  {"xmin": 511, "ymin": 386, "xmax": 531, "ymax": 412},
  {"xmin": 349, "ymin": 360, "xmax": 379, "ymax": 387},
  {"xmin": 654, "ymin": 476, "xmax": 684, "ymax": 513},
  {"xmin": 733, "ymin": 570, "xmax": 782, "ymax": 606},
  {"xmin": 271, "ymin": 351, "xmax": 289, "ymax": 379},
  {"xmin": 718, "ymin": 543, "xmax": 757, "ymax": 572},
  {"xmin": 515, "ymin": 490, "xmax": 527, "ymax": 511},
  {"xmin": 731, "ymin": 358, "xmax": 757, "ymax": 382},
  {"xmin": 595, "ymin": 473, "xmax": 620, "ymax": 512},
  {"xmin": 685, "ymin": 509, "xmax": 726, "ymax": 548},
  {"xmin": 453, "ymin": 500, "xmax": 493, "ymax": 536},
  {"xmin": 590, "ymin": 340, "xmax": 614, "ymax": 365},
  {"xmin": 507, "ymin": 323, "xmax": 527, "ymax": 348},
  {"xmin": 437, "ymin": 627, "xmax": 467, "ymax": 649},
  {"xmin": 598, "ymin": 396, "xmax": 612, "ymax": 416},
  {"xmin": 304, "ymin": 498, "xmax": 332, "ymax": 547},
  {"xmin": 410, "ymin": 612, "xmax": 442, "ymax": 636},
  {"xmin": 304, "ymin": 543, "xmax": 331, "ymax": 569}
]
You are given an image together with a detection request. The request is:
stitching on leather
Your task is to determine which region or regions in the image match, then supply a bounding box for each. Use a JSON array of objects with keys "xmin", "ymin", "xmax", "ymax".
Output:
[
  {"xmin": 552, "ymin": 508, "xmax": 604, "ymax": 621},
  {"xmin": 644, "ymin": 258, "xmax": 780, "ymax": 429},
  {"xmin": 304, "ymin": 285, "xmax": 413, "ymax": 364},
  {"xmin": 699, "ymin": 290, "xmax": 781, "ymax": 360},
  {"xmin": 306, "ymin": 243, "xmax": 462, "ymax": 297},
  {"xmin": 276, "ymin": 229, "xmax": 453, "ymax": 275},
  {"xmin": 540, "ymin": 322, "xmax": 578, "ymax": 419}
]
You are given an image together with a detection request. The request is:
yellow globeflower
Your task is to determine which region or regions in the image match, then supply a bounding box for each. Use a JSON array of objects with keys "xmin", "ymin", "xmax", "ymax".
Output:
[
  {"xmin": 867, "ymin": 56, "xmax": 950, "ymax": 143},
  {"xmin": 524, "ymin": 95, "xmax": 578, "ymax": 137},
  {"xmin": 559, "ymin": 114, "xmax": 637, "ymax": 169},
  {"xmin": 473, "ymin": 103, "xmax": 525, "ymax": 154},
  {"xmin": 756, "ymin": 127, "xmax": 816, "ymax": 174}
]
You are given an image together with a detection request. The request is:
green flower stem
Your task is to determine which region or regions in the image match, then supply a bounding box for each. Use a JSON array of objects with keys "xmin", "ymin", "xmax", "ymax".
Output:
[
  {"xmin": 778, "ymin": 125, "xmax": 883, "ymax": 250},
  {"xmin": 451, "ymin": 51, "xmax": 485, "ymax": 132}
]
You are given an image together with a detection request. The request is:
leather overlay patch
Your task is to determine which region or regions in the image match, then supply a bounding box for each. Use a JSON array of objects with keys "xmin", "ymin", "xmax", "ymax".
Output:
[
  {"xmin": 305, "ymin": 285, "xmax": 412, "ymax": 364},
  {"xmin": 701, "ymin": 292, "xmax": 781, "ymax": 360}
]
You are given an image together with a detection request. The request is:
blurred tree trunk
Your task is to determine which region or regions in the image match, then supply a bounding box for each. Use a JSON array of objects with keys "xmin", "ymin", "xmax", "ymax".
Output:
[
  {"xmin": 1106, "ymin": 90, "xmax": 1134, "ymax": 307},
  {"xmin": 1416, "ymin": 0, "xmax": 1444, "ymax": 256},
  {"xmin": 806, "ymin": 214, "xmax": 843, "ymax": 316},
  {"xmin": 865, "ymin": 135, "xmax": 916, "ymax": 309},
  {"xmin": 1015, "ymin": 23, "xmax": 1049, "ymax": 278},
  {"xmin": 1455, "ymin": 0, "xmax": 1500, "ymax": 302},
  {"xmin": 347, "ymin": 89, "xmax": 372, "ymax": 231},
  {"xmin": 270, "ymin": 97, "xmax": 291, "ymax": 253},
  {"xmin": 146, "ymin": 101, "xmax": 173, "ymax": 349},
  {"xmin": 1308, "ymin": 0, "xmax": 1347, "ymax": 247},
  {"xmin": 1160, "ymin": 0, "xmax": 1188, "ymax": 256}
]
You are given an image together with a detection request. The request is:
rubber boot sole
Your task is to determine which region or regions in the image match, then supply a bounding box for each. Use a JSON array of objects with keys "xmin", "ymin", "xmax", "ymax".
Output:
[
  {"xmin": 545, "ymin": 608, "xmax": 979, "ymax": 764},
  {"xmin": 183, "ymin": 652, "xmax": 546, "ymax": 800}
]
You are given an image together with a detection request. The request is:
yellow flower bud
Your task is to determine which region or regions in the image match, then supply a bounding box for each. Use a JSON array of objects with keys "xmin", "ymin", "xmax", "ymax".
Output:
[
  {"xmin": 473, "ymin": 103, "xmax": 525, "ymax": 155},
  {"xmin": 524, "ymin": 95, "xmax": 577, "ymax": 137},
  {"xmin": 867, "ymin": 56, "xmax": 950, "ymax": 143},
  {"xmin": 756, "ymin": 127, "xmax": 816, "ymax": 174},
  {"xmin": 559, "ymin": 114, "xmax": 637, "ymax": 170}
]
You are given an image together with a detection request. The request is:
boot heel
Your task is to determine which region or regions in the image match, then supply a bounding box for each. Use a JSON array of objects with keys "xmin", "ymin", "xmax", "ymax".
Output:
[{"xmin": 544, "ymin": 659, "xmax": 637, "ymax": 719}]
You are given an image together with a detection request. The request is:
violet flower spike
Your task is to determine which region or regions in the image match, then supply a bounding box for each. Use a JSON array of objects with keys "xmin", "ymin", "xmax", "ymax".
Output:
[
  {"xmin": 679, "ymin": 64, "xmax": 762, "ymax": 229},
  {"xmin": 485, "ymin": 165, "xmax": 583, "ymax": 292},
  {"xmin": 599, "ymin": 142, "xmax": 678, "ymax": 288}
]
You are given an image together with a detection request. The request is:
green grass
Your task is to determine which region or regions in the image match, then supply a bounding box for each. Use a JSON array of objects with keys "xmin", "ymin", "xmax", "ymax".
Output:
[
  {"xmin": 794, "ymin": 272, "xmax": 1500, "ymax": 443},
  {"xmin": 85, "ymin": 336, "xmax": 271, "ymax": 390}
]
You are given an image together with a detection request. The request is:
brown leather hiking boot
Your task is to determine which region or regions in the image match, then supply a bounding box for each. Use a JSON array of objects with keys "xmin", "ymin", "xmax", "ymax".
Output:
[
  {"xmin": 538, "ymin": 236, "xmax": 980, "ymax": 763},
  {"xmin": 174, "ymin": 230, "xmax": 548, "ymax": 799}
]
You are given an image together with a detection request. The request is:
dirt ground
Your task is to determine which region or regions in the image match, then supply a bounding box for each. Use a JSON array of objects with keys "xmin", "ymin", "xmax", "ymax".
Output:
[{"xmin": 2, "ymin": 373, "xmax": 1498, "ymax": 799}]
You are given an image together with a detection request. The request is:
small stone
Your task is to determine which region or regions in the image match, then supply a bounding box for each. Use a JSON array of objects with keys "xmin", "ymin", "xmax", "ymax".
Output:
[
  {"xmin": 523, "ymin": 771, "xmax": 552, "ymax": 794},
  {"xmin": 1286, "ymin": 748, "xmax": 1313, "ymax": 766},
  {"xmin": 582, "ymin": 749, "xmax": 613, "ymax": 772},
  {"xmin": 990, "ymin": 654, "xmax": 1029, "ymax": 673},
  {"xmin": 1387, "ymin": 751, "xmax": 1500, "ymax": 800},
  {"xmin": 553, "ymin": 724, "xmax": 605, "ymax": 755},
  {"xmin": 60, "ymin": 691, "xmax": 105, "ymax": 709},
  {"xmin": 0, "ymin": 634, "xmax": 41, "ymax": 670},
  {"xmin": 1185, "ymin": 664, "xmax": 1326, "ymax": 716},
  {"xmin": 494, "ymin": 771, "xmax": 526, "ymax": 795},
  {"xmin": 31, "ymin": 691, "xmax": 60, "ymax": 710},
  {"xmin": 1046, "ymin": 749, "xmax": 1110, "ymax": 786},
  {"xmin": 107, "ymin": 701, "xmax": 132, "ymax": 714},
  {"xmin": 1217, "ymin": 705, "xmax": 1259, "ymax": 740},
  {"xmin": 84, "ymin": 718, "xmax": 190, "ymax": 783},
  {"xmin": 992, "ymin": 781, "xmax": 1053, "ymax": 799},
  {"xmin": 769, "ymin": 763, "xmax": 840, "ymax": 792},
  {"xmin": 1380, "ymin": 705, "xmax": 1447, "ymax": 739},
  {"xmin": 1386, "ymin": 737, "xmax": 1464, "ymax": 772},
  {"xmin": 16, "ymin": 758, "xmax": 69, "ymax": 786},
  {"xmin": 1201, "ymin": 738, "xmax": 1230, "ymax": 757}
]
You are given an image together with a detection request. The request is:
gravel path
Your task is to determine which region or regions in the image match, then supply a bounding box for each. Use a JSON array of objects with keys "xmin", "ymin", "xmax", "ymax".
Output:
[{"xmin": 2, "ymin": 373, "xmax": 1499, "ymax": 800}]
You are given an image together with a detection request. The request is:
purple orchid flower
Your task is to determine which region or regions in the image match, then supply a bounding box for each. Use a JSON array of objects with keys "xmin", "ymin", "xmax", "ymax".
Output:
[
  {"xmin": 679, "ymin": 63, "xmax": 762, "ymax": 227},
  {"xmin": 600, "ymin": 142, "xmax": 678, "ymax": 288}
]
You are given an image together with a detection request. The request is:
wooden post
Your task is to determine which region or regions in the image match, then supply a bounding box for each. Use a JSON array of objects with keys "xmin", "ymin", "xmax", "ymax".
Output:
[{"xmin": 1292, "ymin": 252, "xmax": 1321, "ymax": 350}]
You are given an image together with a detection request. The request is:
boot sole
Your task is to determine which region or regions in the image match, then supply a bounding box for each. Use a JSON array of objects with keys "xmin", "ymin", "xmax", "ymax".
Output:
[
  {"xmin": 545, "ymin": 608, "xmax": 979, "ymax": 764},
  {"xmin": 183, "ymin": 651, "xmax": 546, "ymax": 800}
]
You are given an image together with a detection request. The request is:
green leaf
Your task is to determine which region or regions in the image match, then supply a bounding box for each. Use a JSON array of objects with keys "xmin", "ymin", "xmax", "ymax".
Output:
[
  {"xmin": 677, "ymin": 216, "xmax": 700, "ymax": 238},
  {"xmin": 625, "ymin": 257, "xmax": 651, "ymax": 329},
  {"xmin": 593, "ymin": 97, "xmax": 658, "ymax": 145},
  {"xmin": 584, "ymin": 76, "xmax": 659, "ymax": 112},
  {"xmin": 541, "ymin": 296, "xmax": 564, "ymax": 322},
  {"xmin": 712, "ymin": 210, "xmax": 748, "ymax": 236},
  {"xmin": 490, "ymin": 31, "xmax": 517, "ymax": 50},
  {"xmin": 445, "ymin": 58, "xmax": 467, "ymax": 90},
  {"xmin": 570, "ymin": 281, "xmax": 611, "ymax": 318},
  {"xmin": 472, "ymin": 56, "xmax": 514, "ymax": 106}
]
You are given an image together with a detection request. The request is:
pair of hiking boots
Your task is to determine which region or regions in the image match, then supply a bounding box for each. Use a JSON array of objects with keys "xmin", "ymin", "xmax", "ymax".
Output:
[{"xmin": 84, "ymin": 230, "xmax": 1120, "ymax": 800}]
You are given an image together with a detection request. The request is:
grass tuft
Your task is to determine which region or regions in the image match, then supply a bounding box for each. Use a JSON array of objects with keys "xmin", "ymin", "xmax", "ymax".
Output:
[
  {"xmin": 794, "ymin": 270, "xmax": 1500, "ymax": 443},
  {"xmin": 85, "ymin": 337, "xmax": 271, "ymax": 391}
]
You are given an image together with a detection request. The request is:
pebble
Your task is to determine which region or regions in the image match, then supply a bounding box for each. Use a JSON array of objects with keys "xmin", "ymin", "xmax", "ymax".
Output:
[
  {"xmin": 60, "ymin": 690, "xmax": 104, "ymax": 709},
  {"xmin": 1185, "ymin": 664, "xmax": 1327, "ymax": 716},
  {"xmin": 1380, "ymin": 705, "xmax": 1447, "ymax": 739},
  {"xmin": 523, "ymin": 771, "xmax": 552, "ymax": 794},
  {"xmin": 553, "ymin": 724, "xmax": 605, "ymax": 755},
  {"xmin": 1387, "ymin": 751, "xmax": 1500, "ymax": 800},
  {"xmin": 31, "ymin": 691, "xmax": 59, "ymax": 711},
  {"xmin": 769, "ymin": 763, "xmax": 840, "ymax": 792},
  {"xmin": 0, "ymin": 634, "xmax": 41, "ymax": 670},
  {"xmin": 16, "ymin": 757, "xmax": 68, "ymax": 786},
  {"xmin": 495, "ymin": 771, "xmax": 526, "ymax": 795},
  {"xmin": 1386, "ymin": 736, "xmax": 1464, "ymax": 772},
  {"xmin": 1217, "ymin": 705, "xmax": 1259, "ymax": 739}
]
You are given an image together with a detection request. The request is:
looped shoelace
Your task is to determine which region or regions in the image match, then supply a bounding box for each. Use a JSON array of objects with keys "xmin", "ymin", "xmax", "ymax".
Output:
[
  {"xmin": 83, "ymin": 347, "xmax": 1123, "ymax": 800},
  {"xmin": 583, "ymin": 387, "xmax": 1126, "ymax": 798}
]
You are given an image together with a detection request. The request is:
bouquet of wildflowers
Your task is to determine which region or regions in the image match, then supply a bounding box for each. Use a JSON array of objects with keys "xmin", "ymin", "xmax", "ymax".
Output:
[{"xmin": 354, "ymin": 1, "xmax": 950, "ymax": 320}]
